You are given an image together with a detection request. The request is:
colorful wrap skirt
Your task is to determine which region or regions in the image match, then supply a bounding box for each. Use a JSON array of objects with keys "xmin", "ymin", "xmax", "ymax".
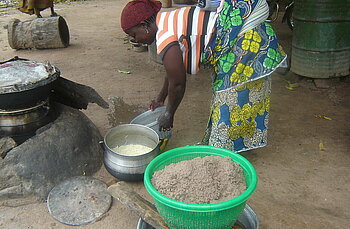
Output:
[
  {"xmin": 201, "ymin": 0, "xmax": 287, "ymax": 152},
  {"xmin": 202, "ymin": 75, "xmax": 272, "ymax": 152}
]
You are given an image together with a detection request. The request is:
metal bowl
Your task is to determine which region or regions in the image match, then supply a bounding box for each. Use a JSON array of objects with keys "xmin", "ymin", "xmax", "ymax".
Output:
[
  {"xmin": 101, "ymin": 124, "xmax": 160, "ymax": 182},
  {"xmin": 136, "ymin": 204, "xmax": 259, "ymax": 229},
  {"xmin": 130, "ymin": 106, "xmax": 172, "ymax": 141},
  {"xmin": 129, "ymin": 39, "xmax": 148, "ymax": 52}
]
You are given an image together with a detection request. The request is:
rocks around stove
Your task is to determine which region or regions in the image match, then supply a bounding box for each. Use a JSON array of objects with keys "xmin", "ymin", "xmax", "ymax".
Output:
[{"xmin": 0, "ymin": 103, "xmax": 104, "ymax": 202}]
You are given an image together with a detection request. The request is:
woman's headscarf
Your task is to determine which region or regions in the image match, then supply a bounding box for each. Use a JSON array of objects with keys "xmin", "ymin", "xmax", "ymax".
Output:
[{"xmin": 121, "ymin": 0, "xmax": 162, "ymax": 31}]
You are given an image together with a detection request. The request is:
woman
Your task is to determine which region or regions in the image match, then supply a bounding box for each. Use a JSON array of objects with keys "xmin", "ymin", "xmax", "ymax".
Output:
[
  {"xmin": 18, "ymin": 0, "xmax": 57, "ymax": 17},
  {"xmin": 120, "ymin": 0, "xmax": 287, "ymax": 153}
]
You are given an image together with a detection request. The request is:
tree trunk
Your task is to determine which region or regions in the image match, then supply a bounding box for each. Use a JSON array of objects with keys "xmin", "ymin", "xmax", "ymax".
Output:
[{"xmin": 7, "ymin": 16, "xmax": 69, "ymax": 49}]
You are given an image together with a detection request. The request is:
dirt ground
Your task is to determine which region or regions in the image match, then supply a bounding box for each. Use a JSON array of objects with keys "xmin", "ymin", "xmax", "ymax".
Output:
[{"xmin": 0, "ymin": 0, "xmax": 349, "ymax": 228}]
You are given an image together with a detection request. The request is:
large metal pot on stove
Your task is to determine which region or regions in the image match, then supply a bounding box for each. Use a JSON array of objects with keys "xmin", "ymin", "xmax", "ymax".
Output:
[
  {"xmin": 0, "ymin": 57, "xmax": 59, "ymax": 109},
  {"xmin": 101, "ymin": 124, "xmax": 161, "ymax": 182},
  {"xmin": 0, "ymin": 57, "xmax": 60, "ymax": 141}
]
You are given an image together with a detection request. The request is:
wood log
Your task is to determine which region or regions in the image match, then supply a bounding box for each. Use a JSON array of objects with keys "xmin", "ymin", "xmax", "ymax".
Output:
[
  {"xmin": 108, "ymin": 182, "xmax": 169, "ymax": 229},
  {"xmin": 7, "ymin": 16, "xmax": 69, "ymax": 50}
]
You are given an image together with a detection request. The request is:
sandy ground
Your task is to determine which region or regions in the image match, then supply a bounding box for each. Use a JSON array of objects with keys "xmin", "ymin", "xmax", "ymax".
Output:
[{"xmin": 0, "ymin": 0, "xmax": 349, "ymax": 228}]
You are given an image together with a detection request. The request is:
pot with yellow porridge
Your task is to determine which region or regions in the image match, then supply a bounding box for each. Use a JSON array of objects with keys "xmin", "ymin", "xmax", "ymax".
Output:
[{"xmin": 101, "ymin": 124, "xmax": 160, "ymax": 181}]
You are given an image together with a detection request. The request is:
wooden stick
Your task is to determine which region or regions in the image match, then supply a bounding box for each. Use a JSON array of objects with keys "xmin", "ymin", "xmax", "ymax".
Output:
[{"xmin": 108, "ymin": 182, "xmax": 169, "ymax": 229}]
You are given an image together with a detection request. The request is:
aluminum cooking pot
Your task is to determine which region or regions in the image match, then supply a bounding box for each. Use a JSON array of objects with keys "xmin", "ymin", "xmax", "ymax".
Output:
[
  {"xmin": 101, "ymin": 124, "xmax": 161, "ymax": 182},
  {"xmin": 0, "ymin": 83, "xmax": 55, "ymax": 109}
]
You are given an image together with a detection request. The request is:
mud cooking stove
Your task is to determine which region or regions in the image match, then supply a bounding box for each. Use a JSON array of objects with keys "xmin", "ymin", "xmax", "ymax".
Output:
[{"xmin": 0, "ymin": 57, "xmax": 104, "ymax": 200}]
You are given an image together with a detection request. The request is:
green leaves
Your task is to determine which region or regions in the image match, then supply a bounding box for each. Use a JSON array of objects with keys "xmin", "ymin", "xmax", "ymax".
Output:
[{"xmin": 117, "ymin": 70, "xmax": 131, "ymax": 74}]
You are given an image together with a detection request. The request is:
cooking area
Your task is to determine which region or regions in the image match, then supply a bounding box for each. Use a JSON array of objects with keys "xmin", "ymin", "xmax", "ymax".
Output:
[
  {"xmin": 0, "ymin": 57, "xmax": 107, "ymax": 199},
  {"xmin": 0, "ymin": 0, "xmax": 349, "ymax": 229}
]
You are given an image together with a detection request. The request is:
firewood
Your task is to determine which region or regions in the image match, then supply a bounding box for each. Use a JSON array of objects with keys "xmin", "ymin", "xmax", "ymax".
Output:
[{"xmin": 108, "ymin": 182, "xmax": 169, "ymax": 229}]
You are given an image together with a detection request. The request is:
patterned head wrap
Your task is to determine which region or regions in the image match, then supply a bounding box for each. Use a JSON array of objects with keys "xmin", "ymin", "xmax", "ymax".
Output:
[{"xmin": 121, "ymin": 0, "xmax": 162, "ymax": 31}]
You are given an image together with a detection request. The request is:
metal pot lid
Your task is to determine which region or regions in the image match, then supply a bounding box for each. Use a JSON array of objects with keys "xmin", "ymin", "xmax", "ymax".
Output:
[
  {"xmin": 47, "ymin": 176, "xmax": 112, "ymax": 226},
  {"xmin": 0, "ymin": 57, "xmax": 60, "ymax": 94}
]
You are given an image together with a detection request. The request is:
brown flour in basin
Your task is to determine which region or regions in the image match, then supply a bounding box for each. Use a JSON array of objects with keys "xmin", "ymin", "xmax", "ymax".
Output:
[{"xmin": 151, "ymin": 155, "xmax": 247, "ymax": 204}]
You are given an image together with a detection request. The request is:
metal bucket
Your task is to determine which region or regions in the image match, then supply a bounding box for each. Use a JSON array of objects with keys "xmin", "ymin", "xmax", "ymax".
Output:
[
  {"xmin": 291, "ymin": 0, "xmax": 350, "ymax": 78},
  {"xmin": 136, "ymin": 204, "xmax": 259, "ymax": 229},
  {"xmin": 197, "ymin": 0, "xmax": 220, "ymax": 12},
  {"xmin": 173, "ymin": 0, "xmax": 197, "ymax": 4},
  {"xmin": 101, "ymin": 124, "xmax": 161, "ymax": 182},
  {"xmin": 159, "ymin": 0, "xmax": 172, "ymax": 8}
]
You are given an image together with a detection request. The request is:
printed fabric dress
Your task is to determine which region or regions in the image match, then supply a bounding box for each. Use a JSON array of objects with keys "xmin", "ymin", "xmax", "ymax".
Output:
[{"xmin": 201, "ymin": 0, "xmax": 287, "ymax": 152}]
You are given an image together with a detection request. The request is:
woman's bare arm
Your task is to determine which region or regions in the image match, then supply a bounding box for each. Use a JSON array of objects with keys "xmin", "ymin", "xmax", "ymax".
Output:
[{"xmin": 157, "ymin": 44, "xmax": 186, "ymax": 130}]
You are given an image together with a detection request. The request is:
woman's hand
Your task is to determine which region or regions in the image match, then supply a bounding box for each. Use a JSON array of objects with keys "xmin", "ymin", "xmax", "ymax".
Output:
[
  {"xmin": 149, "ymin": 98, "xmax": 164, "ymax": 111},
  {"xmin": 157, "ymin": 111, "xmax": 173, "ymax": 131}
]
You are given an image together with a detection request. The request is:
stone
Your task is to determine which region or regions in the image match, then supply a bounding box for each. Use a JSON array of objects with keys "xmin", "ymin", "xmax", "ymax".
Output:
[
  {"xmin": 0, "ymin": 137, "xmax": 17, "ymax": 158},
  {"xmin": 0, "ymin": 103, "xmax": 103, "ymax": 201}
]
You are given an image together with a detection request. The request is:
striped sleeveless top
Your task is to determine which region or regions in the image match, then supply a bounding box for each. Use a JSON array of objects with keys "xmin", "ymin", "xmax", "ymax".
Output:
[{"xmin": 156, "ymin": 7, "xmax": 217, "ymax": 74}]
